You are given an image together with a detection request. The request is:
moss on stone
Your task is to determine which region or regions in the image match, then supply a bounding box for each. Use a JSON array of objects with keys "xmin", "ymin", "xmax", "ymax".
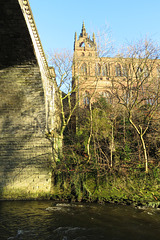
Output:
[{"xmin": 50, "ymin": 171, "xmax": 160, "ymax": 207}]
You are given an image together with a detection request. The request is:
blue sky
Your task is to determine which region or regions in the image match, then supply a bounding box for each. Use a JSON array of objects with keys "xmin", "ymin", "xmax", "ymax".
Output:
[{"xmin": 29, "ymin": 0, "xmax": 160, "ymax": 53}]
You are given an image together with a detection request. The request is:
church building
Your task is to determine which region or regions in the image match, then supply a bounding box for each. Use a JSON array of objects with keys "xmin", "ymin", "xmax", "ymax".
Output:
[{"xmin": 72, "ymin": 23, "xmax": 160, "ymax": 107}]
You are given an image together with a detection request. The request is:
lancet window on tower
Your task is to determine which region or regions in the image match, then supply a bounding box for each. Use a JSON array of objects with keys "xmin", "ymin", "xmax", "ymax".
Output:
[
  {"xmin": 81, "ymin": 63, "xmax": 87, "ymax": 75},
  {"xmin": 80, "ymin": 42, "xmax": 85, "ymax": 47}
]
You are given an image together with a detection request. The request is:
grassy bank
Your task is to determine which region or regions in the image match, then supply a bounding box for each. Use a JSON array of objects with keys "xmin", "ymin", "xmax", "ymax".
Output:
[{"xmin": 51, "ymin": 168, "xmax": 160, "ymax": 208}]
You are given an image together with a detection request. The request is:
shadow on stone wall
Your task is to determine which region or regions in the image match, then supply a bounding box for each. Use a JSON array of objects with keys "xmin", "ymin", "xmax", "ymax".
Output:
[{"xmin": 0, "ymin": 64, "xmax": 53, "ymax": 199}]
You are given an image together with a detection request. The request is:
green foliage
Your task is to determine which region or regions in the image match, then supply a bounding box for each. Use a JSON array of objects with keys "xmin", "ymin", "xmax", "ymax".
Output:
[
  {"xmin": 51, "ymin": 93, "xmax": 160, "ymax": 206},
  {"xmin": 51, "ymin": 169, "xmax": 160, "ymax": 206},
  {"xmin": 92, "ymin": 107, "xmax": 111, "ymax": 140}
]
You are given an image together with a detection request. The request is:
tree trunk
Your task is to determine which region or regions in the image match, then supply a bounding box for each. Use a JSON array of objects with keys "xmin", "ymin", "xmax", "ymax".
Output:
[
  {"xmin": 123, "ymin": 111, "xmax": 126, "ymax": 145},
  {"xmin": 54, "ymin": 133, "xmax": 63, "ymax": 161},
  {"xmin": 87, "ymin": 102, "xmax": 93, "ymax": 161},
  {"xmin": 110, "ymin": 123, "xmax": 114, "ymax": 168},
  {"xmin": 140, "ymin": 134, "xmax": 148, "ymax": 173},
  {"xmin": 129, "ymin": 117, "xmax": 149, "ymax": 173}
]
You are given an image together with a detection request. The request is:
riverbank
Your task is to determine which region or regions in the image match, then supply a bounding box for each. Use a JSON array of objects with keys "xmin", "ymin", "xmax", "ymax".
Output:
[
  {"xmin": 1, "ymin": 167, "xmax": 160, "ymax": 209},
  {"xmin": 51, "ymin": 169, "xmax": 160, "ymax": 209}
]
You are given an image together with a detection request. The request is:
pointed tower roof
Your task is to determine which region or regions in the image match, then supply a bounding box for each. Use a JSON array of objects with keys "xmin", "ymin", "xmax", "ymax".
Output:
[
  {"xmin": 74, "ymin": 23, "xmax": 97, "ymax": 52},
  {"xmin": 82, "ymin": 21, "xmax": 85, "ymax": 30},
  {"xmin": 80, "ymin": 21, "xmax": 87, "ymax": 37},
  {"xmin": 92, "ymin": 32, "xmax": 95, "ymax": 43},
  {"xmin": 75, "ymin": 32, "xmax": 77, "ymax": 42}
]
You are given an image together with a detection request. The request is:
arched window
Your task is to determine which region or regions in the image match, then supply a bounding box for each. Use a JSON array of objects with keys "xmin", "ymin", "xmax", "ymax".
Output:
[
  {"xmin": 136, "ymin": 66, "xmax": 142, "ymax": 76},
  {"xmin": 123, "ymin": 65, "xmax": 128, "ymax": 77},
  {"xmin": 95, "ymin": 64, "xmax": 101, "ymax": 76},
  {"xmin": 115, "ymin": 64, "xmax": 121, "ymax": 77},
  {"xmin": 98, "ymin": 64, "xmax": 101, "ymax": 76},
  {"xmin": 83, "ymin": 92, "xmax": 90, "ymax": 106},
  {"xmin": 81, "ymin": 63, "xmax": 87, "ymax": 75},
  {"xmin": 143, "ymin": 66, "xmax": 149, "ymax": 78},
  {"xmin": 99, "ymin": 91, "xmax": 111, "ymax": 102},
  {"xmin": 102, "ymin": 64, "xmax": 108, "ymax": 76},
  {"xmin": 80, "ymin": 42, "xmax": 85, "ymax": 47}
]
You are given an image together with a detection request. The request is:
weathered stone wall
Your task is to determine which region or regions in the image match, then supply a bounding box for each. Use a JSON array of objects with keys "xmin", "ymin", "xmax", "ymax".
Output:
[
  {"xmin": 0, "ymin": 64, "xmax": 53, "ymax": 199},
  {"xmin": 0, "ymin": 0, "xmax": 54, "ymax": 199}
]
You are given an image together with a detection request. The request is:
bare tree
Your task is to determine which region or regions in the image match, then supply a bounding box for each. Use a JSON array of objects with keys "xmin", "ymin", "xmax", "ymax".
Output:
[
  {"xmin": 112, "ymin": 39, "xmax": 160, "ymax": 173},
  {"xmin": 48, "ymin": 49, "xmax": 73, "ymax": 93},
  {"xmin": 46, "ymin": 49, "xmax": 79, "ymax": 160},
  {"xmin": 94, "ymin": 23, "xmax": 114, "ymax": 57}
]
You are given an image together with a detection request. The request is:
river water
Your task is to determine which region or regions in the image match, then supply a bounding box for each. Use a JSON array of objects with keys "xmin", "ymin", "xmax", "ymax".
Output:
[{"xmin": 0, "ymin": 201, "xmax": 160, "ymax": 240}]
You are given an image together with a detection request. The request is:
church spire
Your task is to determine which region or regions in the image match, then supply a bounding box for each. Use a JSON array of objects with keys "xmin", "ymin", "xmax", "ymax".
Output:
[
  {"xmin": 74, "ymin": 32, "xmax": 77, "ymax": 50},
  {"xmin": 92, "ymin": 32, "xmax": 95, "ymax": 43},
  {"xmin": 82, "ymin": 21, "xmax": 85, "ymax": 31},
  {"xmin": 75, "ymin": 32, "xmax": 77, "ymax": 42},
  {"xmin": 80, "ymin": 21, "xmax": 87, "ymax": 37}
]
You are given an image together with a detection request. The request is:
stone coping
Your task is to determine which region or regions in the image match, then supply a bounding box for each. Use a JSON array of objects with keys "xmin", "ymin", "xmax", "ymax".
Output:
[{"xmin": 18, "ymin": 0, "xmax": 51, "ymax": 79}]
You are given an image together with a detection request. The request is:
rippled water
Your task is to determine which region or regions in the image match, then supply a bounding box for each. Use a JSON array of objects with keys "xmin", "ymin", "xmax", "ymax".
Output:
[{"xmin": 0, "ymin": 201, "xmax": 160, "ymax": 240}]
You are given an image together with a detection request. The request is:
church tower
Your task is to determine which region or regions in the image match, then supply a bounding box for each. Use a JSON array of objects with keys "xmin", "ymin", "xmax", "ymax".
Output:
[
  {"xmin": 74, "ymin": 22, "xmax": 97, "ymax": 62},
  {"xmin": 72, "ymin": 22, "xmax": 98, "ymax": 107},
  {"xmin": 74, "ymin": 22, "xmax": 97, "ymax": 56}
]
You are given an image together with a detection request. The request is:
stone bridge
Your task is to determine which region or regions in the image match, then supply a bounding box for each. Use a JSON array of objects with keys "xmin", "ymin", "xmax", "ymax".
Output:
[{"xmin": 0, "ymin": 0, "xmax": 60, "ymax": 199}]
